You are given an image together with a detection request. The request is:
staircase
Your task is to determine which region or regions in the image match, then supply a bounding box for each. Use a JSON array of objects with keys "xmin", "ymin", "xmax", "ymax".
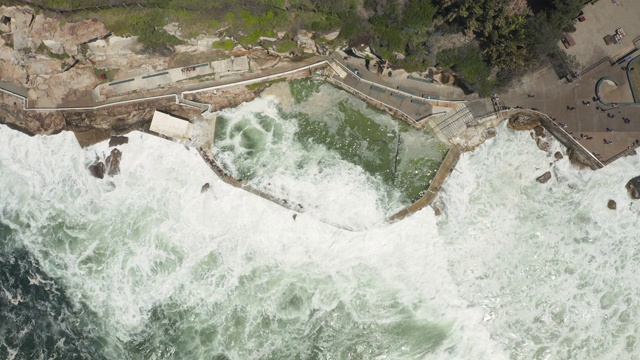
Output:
[{"xmin": 427, "ymin": 103, "xmax": 474, "ymax": 142}]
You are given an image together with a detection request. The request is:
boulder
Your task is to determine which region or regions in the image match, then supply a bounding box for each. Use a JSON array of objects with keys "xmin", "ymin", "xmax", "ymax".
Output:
[
  {"xmin": 607, "ymin": 200, "xmax": 617, "ymax": 210},
  {"xmin": 507, "ymin": 114, "xmax": 541, "ymax": 131},
  {"xmin": 295, "ymin": 29, "xmax": 316, "ymax": 54},
  {"xmin": 323, "ymin": 29, "xmax": 341, "ymax": 41},
  {"xmin": 567, "ymin": 148, "xmax": 592, "ymax": 170},
  {"xmin": 42, "ymin": 39, "xmax": 65, "ymax": 55},
  {"xmin": 0, "ymin": 6, "xmax": 36, "ymax": 51},
  {"xmin": 56, "ymin": 18, "xmax": 110, "ymax": 56},
  {"xmin": 536, "ymin": 171, "xmax": 552, "ymax": 184},
  {"xmin": 89, "ymin": 160, "xmax": 105, "ymax": 179},
  {"xmin": 535, "ymin": 137, "xmax": 550, "ymax": 152},
  {"xmin": 105, "ymin": 148, "xmax": 122, "ymax": 176},
  {"xmin": 533, "ymin": 125, "xmax": 545, "ymax": 137},
  {"xmin": 554, "ymin": 151, "xmax": 563, "ymax": 160},
  {"xmin": 109, "ymin": 136, "xmax": 128, "ymax": 147},
  {"xmin": 626, "ymin": 175, "xmax": 640, "ymax": 199},
  {"xmin": 201, "ymin": 183, "xmax": 211, "ymax": 193},
  {"xmin": 0, "ymin": 59, "xmax": 28, "ymax": 86}
]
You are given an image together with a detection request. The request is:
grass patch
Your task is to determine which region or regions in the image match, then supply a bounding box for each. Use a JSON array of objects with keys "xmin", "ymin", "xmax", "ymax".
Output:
[
  {"xmin": 35, "ymin": 41, "xmax": 48, "ymax": 54},
  {"xmin": 273, "ymin": 39, "xmax": 298, "ymax": 53},
  {"xmin": 213, "ymin": 39, "xmax": 235, "ymax": 50},
  {"xmin": 48, "ymin": 51, "xmax": 69, "ymax": 59},
  {"xmin": 66, "ymin": 8, "xmax": 182, "ymax": 54},
  {"xmin": 246, "ymin": 78, "xmax": 286, "ymax": 90}
]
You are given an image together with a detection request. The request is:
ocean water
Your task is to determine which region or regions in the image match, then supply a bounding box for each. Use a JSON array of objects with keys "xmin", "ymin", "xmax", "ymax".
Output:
[{"xmin": 1, "ymin": 116, "xmax": 640, "ymax": 359}]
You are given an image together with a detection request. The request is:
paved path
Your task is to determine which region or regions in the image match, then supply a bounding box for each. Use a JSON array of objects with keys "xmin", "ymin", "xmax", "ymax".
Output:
[
  {"xmin": 0, "ymin": 51, "xmax": 483, "ymax": 148},
  {"xmin": 0, "ymin": 81, "xmax": 27, "ymax": 98},
  {"xmin": 326, "ymin": 53, "xmax": 481, "ymax": 142},
  {"xmin": 501, "ymin": 59, "xmax": 640, "ymax": 164}
]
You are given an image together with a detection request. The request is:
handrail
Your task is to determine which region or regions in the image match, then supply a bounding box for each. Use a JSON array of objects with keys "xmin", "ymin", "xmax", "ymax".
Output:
[{"xmin": 331, "ymin": 59, "xmax": 465, "ymax": 105}]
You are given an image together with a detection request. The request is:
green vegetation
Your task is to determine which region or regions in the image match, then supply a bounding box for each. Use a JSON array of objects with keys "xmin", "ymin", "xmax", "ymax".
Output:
[
  {"xmin": 438, "ymin": 0, "xmax": 588, "ymax": 86},
  {"xmin": 212, "ymin": 39, "xmax": 235, "ymax": 51},
  {"xmin": 128, "ymin": 10, "xmax": 183, "ymax": 53},
  {"xmin": 437, "ymin": 46, "xmax": 495, "ymax": 97},
  {"xmin": 274, "ymin": 39, "xmax": 297, "ymax": 54},
  {"xmin": 439, "ymin": 0, "xmax": 529, "ymax": 70},
  {"xmin": 24, "ymin": 0, "xmax": 588, "ymax": 95},
  {"xmin": 289, "ymin": 78, "xmax": 323, "ymax": 103},
  {"xmin": 47, "ymin": 51, "xmax": 69, "ymax": 60},
  {"xmin": 93, "ymin": 68, "xmax": 117, "ymax": 82}
]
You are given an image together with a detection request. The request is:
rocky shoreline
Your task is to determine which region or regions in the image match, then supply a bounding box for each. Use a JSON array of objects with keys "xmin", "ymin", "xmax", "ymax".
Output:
[{"xmin": 0, "ymin": 5, "xmax": 337, "ymax": 146}]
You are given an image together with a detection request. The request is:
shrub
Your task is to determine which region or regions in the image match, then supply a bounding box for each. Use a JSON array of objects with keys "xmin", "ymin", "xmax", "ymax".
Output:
[{"xmin": 437, "ymin": 46, "xmax": 495, "ymax": 96}]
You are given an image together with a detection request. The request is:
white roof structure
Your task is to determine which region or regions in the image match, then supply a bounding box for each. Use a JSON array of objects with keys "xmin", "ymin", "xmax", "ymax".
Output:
[{"xmin": 149, "ymin": 111, "xmax": 193, "ymax": 140}]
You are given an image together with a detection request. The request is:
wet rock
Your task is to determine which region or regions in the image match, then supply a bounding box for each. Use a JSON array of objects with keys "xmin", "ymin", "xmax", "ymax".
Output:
[
  {"xmin": 89, "ymin": 159, "xmax": 105, "ymax": 179},
  {"xmin": 201, "ymin": 183, "xmax": 210, "ymax": 193},
  {"xmin": 484, "ymin": 128, "xmax": 497, "ymax": 139},
  {"xmin": 535, "ymin": 137, "xmax": 550, "ymax": 152},
  {"xmin": 292, "ymin": 214, "xmax": 297, "ymax": 221},
  {"xmin": 626, "ymin": 176, "xmax": 640, "ymax": 199},
  {"xmin": 566, "ymin": 148, "xmax": 591, "ymax": 170},
  {"xmin": 536, "ymin": 171, "xmax": 552, "ymax": 184},
  {"xmin": 109, "ymin": 136, "xmax": 128, "ymax": 147},
  {"xmin": 607, "ymin": 199, "xmax": 617, "ymax": 210},
  {"xmin": 533, "ymin": 125, "xmax": 545, "ymax": 137},
  {"xmin": 105, "ymin": 148, "xmax": 121, "ymax": 176},
  {"xmin": 554, "ymin": 151, "xmax": 564, "ymax": 160},
  {"xmin": 507, "ymin": 114, "xmax": 541, "ymax": 131}
]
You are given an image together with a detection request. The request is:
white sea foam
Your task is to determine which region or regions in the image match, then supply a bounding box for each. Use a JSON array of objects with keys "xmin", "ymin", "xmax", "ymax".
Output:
[
  {"xmin": 0, "ymin": 126, "xmax": 507, "ymax": 358},
  {"xmin": 214, "ymin": 95, "xmax": 395, "ymax": 229},
  {"xmin": 439, "ymin": 122, "xmax": 640, "ymax": 359},
  {"xmin": 4, "ymin": 118, "xmax": 640, "ymax": 358}
]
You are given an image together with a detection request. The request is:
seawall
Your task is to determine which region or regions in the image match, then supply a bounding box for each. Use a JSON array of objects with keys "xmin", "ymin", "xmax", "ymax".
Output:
[{"xmin": 388, "ymin": 146, "xmax": 462, "ymax": 222}]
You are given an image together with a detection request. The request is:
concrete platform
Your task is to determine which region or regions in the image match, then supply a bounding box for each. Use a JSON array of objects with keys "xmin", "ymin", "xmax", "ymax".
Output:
[
  {"xmin": 149, "ymin": 110, "xmax": 193, "ymax": 141},
  {"xmin": 563, "ymin": 0, "xmax": 640, "ymax": 69},
  {"xmin": 500, "ymin": 58, "xmax": 640, "ymax": 164}
]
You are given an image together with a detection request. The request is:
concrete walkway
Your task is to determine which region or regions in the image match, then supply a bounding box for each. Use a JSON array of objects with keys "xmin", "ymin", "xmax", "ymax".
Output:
[
  {"xmin": 325, "ymin": 52, "xmax": 482, "ymax": 143},
  {"xmin": 93, "ymin": 57, "xmax": 252, "ymax": 101},
  {"xmin": 0, "ymin": 51, "xmax": 482, "ymax": 148},
  {"xmin": 501, "ymin": 59, "xmax": 640, "ymax": 164}
]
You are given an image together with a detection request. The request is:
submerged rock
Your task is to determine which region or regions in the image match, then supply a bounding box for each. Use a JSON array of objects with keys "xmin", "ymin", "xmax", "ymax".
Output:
[
  {"xmin": 554, "ymin": 151, "xmax": 564, "ymax": 160},
  {"xmin": 607, "ymin": 200, "xmax": 617, "ymax": 210},
  {"xmin": 292, "ymin": 214, "xmax": 297, "ymax": 221},
  {"xmin": 105, "ymin": 148, "xmax": 121, "ymax": 176},
  {"xmin": 626, "ymin": 176, "xmax": 640, "ymax": 199},
  {"xmin": 533, "ymin": 125, "xmax": 545, "ymax": 137},
  {"xmin": 536, "ymin": 171, "xmax": 552, "ymax": 184},
  {"xmin": 88, "ymin": 159, "xmax": 105, "ymax": 179},
  {"xmin": 109, "ymin": 136, "xmax": 128, "ymax": 147},
  {"xmin": 535, "ymin": 137, "xmax": 550, "ymax": 152},
  {"xmin": 201, "ymin": 183, "xmax": 211, "ymax": 193}
]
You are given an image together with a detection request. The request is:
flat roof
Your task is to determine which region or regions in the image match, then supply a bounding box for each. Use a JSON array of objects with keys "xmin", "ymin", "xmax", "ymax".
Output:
[{"xmin": 149, "ymin": 111, "xmax": 193, "ymax": 140}]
